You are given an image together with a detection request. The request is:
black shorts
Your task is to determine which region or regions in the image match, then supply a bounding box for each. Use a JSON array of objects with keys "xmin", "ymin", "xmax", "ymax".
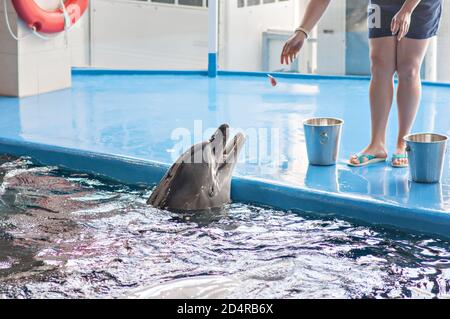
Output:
[{"xmin": 368, "ymin": 0, "xmax": 442, "ymax": 39}]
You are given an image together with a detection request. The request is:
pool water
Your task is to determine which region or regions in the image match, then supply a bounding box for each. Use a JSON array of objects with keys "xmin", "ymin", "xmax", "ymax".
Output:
[{"xmin": 0, "ymin": 155, "xmax": 449, "ymax": 299}]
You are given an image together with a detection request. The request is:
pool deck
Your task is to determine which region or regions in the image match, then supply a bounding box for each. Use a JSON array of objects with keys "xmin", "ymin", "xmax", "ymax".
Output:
[{"xmin": 0, "ymin": 69, "xmax": 449, "ymax": 238}]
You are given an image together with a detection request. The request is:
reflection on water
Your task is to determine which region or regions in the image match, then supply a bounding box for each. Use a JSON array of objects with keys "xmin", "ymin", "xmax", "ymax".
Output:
[
  {"xmin": 0, "ymin": 156, "xmax": 449, "ymax": 299},
  {"xmin": 305, "ymin": 165, "xmax": 339, "ymax": 192},
  {"xmin": 409, "ymin": 182, "xmax": 444, "ymax": 211},
  {"xmin": 337, "ymin": 164, "xmax": 446, "ymax": 210}
]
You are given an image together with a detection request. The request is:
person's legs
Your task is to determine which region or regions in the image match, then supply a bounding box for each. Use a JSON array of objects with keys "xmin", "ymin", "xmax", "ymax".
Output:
[
  {"xmin": 393, "ymin": 38, "xmax": 430, "ymax": 166},
  {"xmin": 350, "ymin": 37, "xmax": 397, "ymax": 165}
]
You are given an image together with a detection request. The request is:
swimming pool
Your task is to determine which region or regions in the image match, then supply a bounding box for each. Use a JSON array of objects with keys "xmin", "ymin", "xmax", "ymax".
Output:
[
  {"xmin": 1, "ymin": 156, "xmax": 449, "ymax": 299},
  {"xmin": 0, "ymin": 70, "xmax": 448, "ymax": 238}
]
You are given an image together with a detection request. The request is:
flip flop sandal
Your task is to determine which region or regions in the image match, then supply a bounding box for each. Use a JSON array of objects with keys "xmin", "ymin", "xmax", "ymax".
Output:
[
  {"xmin": 391, "ymin": 154, "xmax": 409, "ymax": 168},
  {"xmin": 347, "ymin": 154, "xmax": 387, "ymax": 167}
]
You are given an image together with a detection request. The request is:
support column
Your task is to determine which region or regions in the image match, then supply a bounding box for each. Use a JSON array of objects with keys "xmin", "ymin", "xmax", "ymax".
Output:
[
  {"xmin": 423, "ymin": 37, "xmax": 437, "ymax": 82},
  {"xmin": 0, "ymin": 0, "xmax": 71, "ymax": 97},
  {"xmin": 208, "ymin": 0, "xmax": 218, "ymax": 77},
  {"xmin": 436, "ymin": 7, "xmax": 450, "ymax": 83}
]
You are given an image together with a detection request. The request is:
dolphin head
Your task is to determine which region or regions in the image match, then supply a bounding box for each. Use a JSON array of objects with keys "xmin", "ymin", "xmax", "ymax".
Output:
[{"xmin": 147, "ymin": 124, "xmax": 246, "ymax": 211}]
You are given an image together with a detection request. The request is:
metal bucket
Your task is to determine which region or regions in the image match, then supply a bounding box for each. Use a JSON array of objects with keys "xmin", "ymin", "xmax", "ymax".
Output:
[
  {"xmin": 404, "ymin": 133, "xmax": 448, "ymax": 184},
  {"xmin": 304, "ymin": 118, "xmax": 344, "ymax": 166}
]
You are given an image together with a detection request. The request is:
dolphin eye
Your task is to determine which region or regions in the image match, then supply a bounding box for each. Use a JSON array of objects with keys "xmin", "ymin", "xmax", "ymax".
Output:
[{"xmin": 208, "ymin": 185, "xmax": 215, "ymax": 197}]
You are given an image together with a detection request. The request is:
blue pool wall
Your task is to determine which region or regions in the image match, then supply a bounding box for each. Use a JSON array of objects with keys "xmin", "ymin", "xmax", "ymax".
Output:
[{"xmin": 1, "ymin": 135, "xmax": 449, "ymax": 240}]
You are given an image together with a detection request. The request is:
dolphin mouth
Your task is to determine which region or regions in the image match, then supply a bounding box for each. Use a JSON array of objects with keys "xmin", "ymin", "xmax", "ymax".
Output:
[
  {"xmin": 223, "ymin": 132, "xmax": 246, "ymax": 165},
  {"xmin": 209, "ymin": 124, "xmax": 245, "ymax": 165},
  {"xmin": 210, "ymin": 124, "xmax": 228, "ymax": 159}
]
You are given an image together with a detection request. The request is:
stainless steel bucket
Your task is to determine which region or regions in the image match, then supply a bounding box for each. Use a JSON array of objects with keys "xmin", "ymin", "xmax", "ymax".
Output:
[
  {"xmin": 304, "ymin": 118, "xmax": 344, "ymax": 166},
  {"xmin": 404, "ymin": 133, "xmax": 448, "ymax": 184}
]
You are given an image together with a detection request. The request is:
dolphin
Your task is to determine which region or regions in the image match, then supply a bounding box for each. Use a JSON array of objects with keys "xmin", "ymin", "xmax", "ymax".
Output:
[{"xmin": 147, "ymin": 124, "xmax": 245, "ymax": 211}]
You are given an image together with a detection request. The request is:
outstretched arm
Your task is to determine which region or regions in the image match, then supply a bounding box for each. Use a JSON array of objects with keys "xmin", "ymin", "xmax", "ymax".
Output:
[{"xmin": 281, "ymin": 0, "xmax": 331, "ymax": 65}]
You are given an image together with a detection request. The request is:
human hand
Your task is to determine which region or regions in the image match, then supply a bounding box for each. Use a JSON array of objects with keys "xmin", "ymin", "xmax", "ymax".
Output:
[
  {"xmin": 281, "ymin": 31, "xmax": 307, "ymax": 65},
  {"xmin": 391, "ymin": 9, "xmax": 412, "ymax": 41}
]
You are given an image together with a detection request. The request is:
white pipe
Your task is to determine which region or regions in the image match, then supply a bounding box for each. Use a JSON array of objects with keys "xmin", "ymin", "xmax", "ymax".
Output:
[
  {"xmin": 208, "ymin": 0, "xmax": 218, "ymax": 77},
  {"xmin": 208, "ymin": 0, "xmax": 218, "ymax": 54}
]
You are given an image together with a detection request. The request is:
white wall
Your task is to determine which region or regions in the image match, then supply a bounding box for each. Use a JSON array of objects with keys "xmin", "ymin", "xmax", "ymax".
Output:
[
  {"xmin": 4, "ymin": 0, "xmax": 448, "ymax": 80},
  {"xmin": 68, "ymin": 0, "xmax": 348, "ymax": 75},
  {"xmin": 0, "ymin": 0, "xmax": 19, "ymax": 95},
  {"xmin": 219, "ymin": 0, "xmax": 302, "ymax": 72},
  {"xmin": 219, "ymin": 0, "xmax": 347, "ymax": 75},
  {"xmin": 69, "ymin": 10, "xmax": 90, "ymax": 67},
  {"xmin": 70, "ymin": 0, "xmax": 314, "ymax": 73},
  {"xmin": 89, "ymin": 0, "xmax": 208, "ymax": 70},
  {"xmin": 316, "ymin": 0, "xmax": 346, "ymax": 75}
]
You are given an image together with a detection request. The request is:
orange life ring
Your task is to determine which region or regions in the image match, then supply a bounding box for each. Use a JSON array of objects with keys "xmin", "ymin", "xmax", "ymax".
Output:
[{"xmin": 11, "ymin": 0, "xmax": 89, "ymax": 34}]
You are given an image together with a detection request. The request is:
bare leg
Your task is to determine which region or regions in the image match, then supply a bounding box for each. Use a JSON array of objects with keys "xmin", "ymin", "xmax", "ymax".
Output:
[
  {"xmin": 393, "ymin": 37, "xmax": 430, "ymax": 166},
  {"xmin": 350, "ymin": 37, "xmax": 397, "ymax": 165}
]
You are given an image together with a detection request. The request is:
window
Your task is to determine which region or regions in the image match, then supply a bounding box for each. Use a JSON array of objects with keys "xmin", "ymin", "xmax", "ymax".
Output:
[
  {"xmin": 238, "ymin": 0, "xmax": 289, "ymax": 8},
  {"xmin": 149, "ymin": 0, "xmax": 207, "ymax": 7}
]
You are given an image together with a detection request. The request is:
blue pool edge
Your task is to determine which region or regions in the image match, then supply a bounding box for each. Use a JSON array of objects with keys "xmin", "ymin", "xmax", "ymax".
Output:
[
  {"xmin": 71, "ymin": 68, "xmax": 450, "ymax": 88},
  {"xmin": 1, "ymin": 137, "xmax": 449, "ymax": 240}
]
